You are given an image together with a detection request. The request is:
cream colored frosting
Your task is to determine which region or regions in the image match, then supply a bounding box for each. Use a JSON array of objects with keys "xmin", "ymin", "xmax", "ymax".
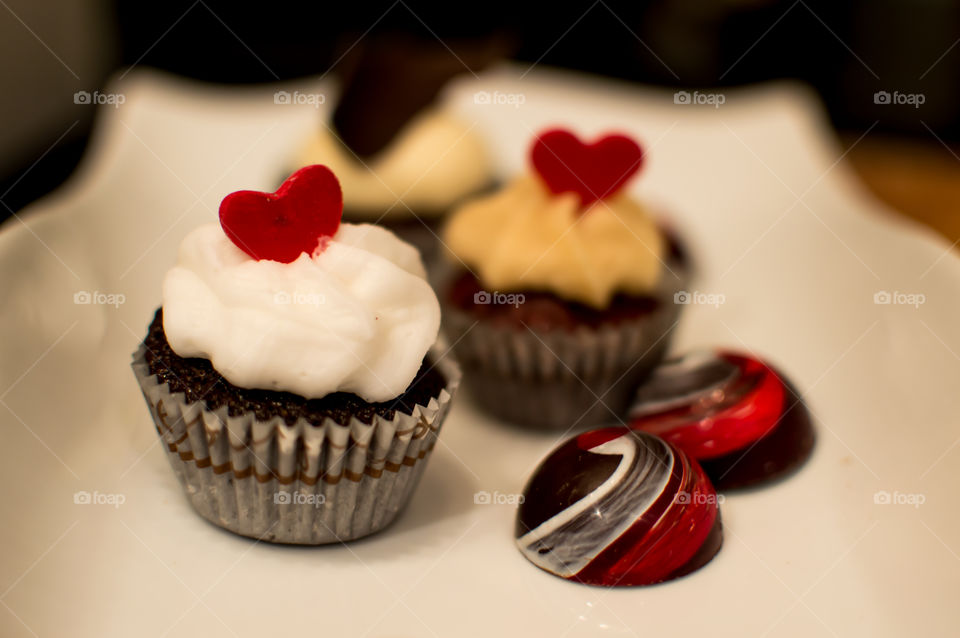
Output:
[
  {"xmin": 293, "ymin": 110, "xmax": 492, "ymax": 217},
  {"xmin": 444, "ymin": 176, "xmax": 665, "ymax": 308}
]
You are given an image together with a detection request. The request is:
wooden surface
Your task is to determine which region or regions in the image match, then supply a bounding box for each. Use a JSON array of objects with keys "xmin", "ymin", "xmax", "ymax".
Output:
[{"xmin": 844, "ymin": 133, "xmax": 960, "ymax": 248}]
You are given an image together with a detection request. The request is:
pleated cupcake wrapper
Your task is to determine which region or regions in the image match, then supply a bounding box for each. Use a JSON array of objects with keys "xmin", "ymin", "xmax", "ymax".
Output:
[
  {"xmin": 441, "ymin": 269, "xmax": 687, "ymax": 430},
  {"xmin": 131, "ymin": 345, "xmax": 460, "ymax": 545}
]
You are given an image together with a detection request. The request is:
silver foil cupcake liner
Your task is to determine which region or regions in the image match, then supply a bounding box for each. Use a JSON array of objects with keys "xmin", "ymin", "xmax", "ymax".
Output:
[
  {"xmin": 131, "ymin": 345, "xmax": 460, "ymax": 545},
  {"xmin": 441, "ymin": 267, "xmax": 686, "ymax": 431}
]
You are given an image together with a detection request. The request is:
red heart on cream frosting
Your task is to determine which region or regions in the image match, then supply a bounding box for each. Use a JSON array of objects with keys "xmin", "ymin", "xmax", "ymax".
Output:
[
  {"xmin": 219, "ymin": 165, "xmax": 343, "ymax": 262},
  {"xmin": 530, "ymin": 129, "xmax": 644, "ymax": 206}
]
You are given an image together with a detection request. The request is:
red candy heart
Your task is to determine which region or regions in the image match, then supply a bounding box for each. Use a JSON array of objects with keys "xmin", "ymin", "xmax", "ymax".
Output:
[
  {"xmin": 219, "ymin": 165, "xmax": 343, "ymax": 263},
  {"xmin": 530, "ymin": 129, "xmax": 644, "ymax": 206}
]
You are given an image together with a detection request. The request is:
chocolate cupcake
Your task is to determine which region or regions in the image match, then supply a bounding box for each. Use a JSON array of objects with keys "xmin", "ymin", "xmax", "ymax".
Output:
[
  {"xmin": 440, "ymin": 129, "xmax": 686, "ymax": 431},
  {"xmin": 131, "ymin": 165, "xmax": 460, "ymax": 544},
  {"xmin": 291, "ymin": 36, "xmax": 503, "ymax": 266},
  {"xmin": 292, "ymin": 110, "xmax": 493, "ymax": 264}
]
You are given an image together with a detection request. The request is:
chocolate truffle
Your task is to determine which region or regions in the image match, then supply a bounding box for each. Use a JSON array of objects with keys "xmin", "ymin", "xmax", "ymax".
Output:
[
  {"xmin": 516, "ymin": 429, "xmax": 722, "ymax": 587},
  {"xmin": 629, "ymin": 350, "xmax": 815, "ymax": 490}
]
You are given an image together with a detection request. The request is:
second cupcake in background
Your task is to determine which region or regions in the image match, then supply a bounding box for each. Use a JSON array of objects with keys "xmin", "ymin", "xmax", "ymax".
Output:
[
  {"xmin": 440, "ymin": 128, "xmax": 687, "ymax": 431},
  {"xmin": 291, "ymin": 36, "xmax": 503, "ymax": 268}
]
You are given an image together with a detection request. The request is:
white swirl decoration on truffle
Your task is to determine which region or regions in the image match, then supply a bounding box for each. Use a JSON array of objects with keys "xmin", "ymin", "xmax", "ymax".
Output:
[
  {"xmin": 161, "ymin": 223, "xmax": 440, "ymax": 402},
  {"xmin": 517, "ymin": 433, "xmax": 674, "ymax": 577},
  {"xmin": 294, "ymin": 110, "xmax": 492, "ymax": 217},
  {"xmin": 444, "ymin": 176, "xmax": 666, "ymax": 308}
]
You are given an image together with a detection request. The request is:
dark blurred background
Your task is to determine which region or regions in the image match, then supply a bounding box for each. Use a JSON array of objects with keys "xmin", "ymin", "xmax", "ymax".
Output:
[{"xmin": 1, "ymin": 0, "xmax": 958, "ymax": 235}]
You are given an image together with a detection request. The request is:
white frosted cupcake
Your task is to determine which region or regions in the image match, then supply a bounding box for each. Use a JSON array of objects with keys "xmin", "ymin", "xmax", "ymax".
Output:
[{"xmin": 131, "ymin": 165, "xmax": 460, "ymax": 544}]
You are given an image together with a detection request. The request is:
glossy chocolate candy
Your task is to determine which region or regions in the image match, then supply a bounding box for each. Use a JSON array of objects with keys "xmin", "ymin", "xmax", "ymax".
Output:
[
  {"xmin": 516, "ymin": 429, "xmax": 722, "ymax": 587},
  {"xmin": 629, "ymin": 351, "xmax": 815, "ymax": 490}
]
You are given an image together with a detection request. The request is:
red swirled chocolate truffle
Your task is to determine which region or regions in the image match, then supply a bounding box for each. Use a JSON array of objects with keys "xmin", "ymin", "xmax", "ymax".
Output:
[
  {"xmin": 629, "ymin": 350, "xmax": 815, "ymax": 489},
  {"xmin": 516, "ymin": 429, "xmax": 722, "ymax": 587}
]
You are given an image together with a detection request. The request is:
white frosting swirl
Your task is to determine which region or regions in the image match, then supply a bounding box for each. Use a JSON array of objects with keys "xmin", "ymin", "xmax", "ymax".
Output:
[
  {"xmin": 293, "ymin": 110, "xmax": 492, "ymax": 217},
  {"xmin": 161, "ymin": 223, "xmax": 440, "ymax": 402}
]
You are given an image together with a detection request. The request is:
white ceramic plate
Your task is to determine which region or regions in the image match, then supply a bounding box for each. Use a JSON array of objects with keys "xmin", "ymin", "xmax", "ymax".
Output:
[{"xmin": 1, "ymin": 66, "xmax": 958, "ymax": 637}]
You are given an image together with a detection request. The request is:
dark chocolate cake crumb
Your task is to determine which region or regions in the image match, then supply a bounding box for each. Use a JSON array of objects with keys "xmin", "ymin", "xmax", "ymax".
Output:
[
  {"xmin": 446, "ymin": 270, "xmax": 661, "ymax": 330},
  {"xmin": 142, "ymin": 308, "xmax": 446, "ymax": 427}
]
